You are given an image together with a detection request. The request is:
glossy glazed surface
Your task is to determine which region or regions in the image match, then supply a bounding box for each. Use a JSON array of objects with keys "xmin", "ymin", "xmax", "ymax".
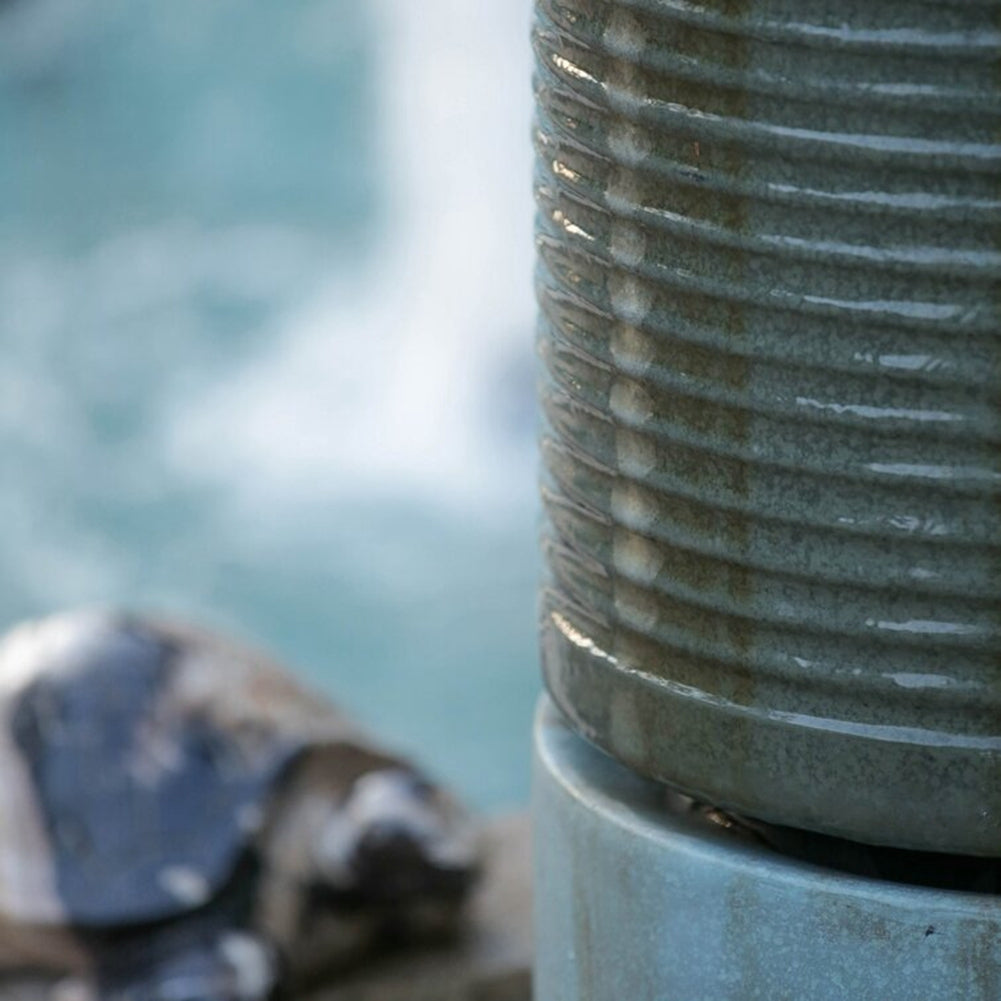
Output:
[{"xmin": 535, "ymin": 0, "xmax": 1001, "ymax": 853}]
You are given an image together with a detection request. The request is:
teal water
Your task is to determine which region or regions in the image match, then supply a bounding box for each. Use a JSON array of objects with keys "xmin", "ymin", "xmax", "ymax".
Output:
[{"xmin": 0, "ymin": 0, "xmax": 538, "ymax": 809}]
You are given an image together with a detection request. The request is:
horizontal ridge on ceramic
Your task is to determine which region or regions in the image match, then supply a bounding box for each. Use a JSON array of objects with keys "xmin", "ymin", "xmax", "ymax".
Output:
[
  {"xmin": 534, "ymin": 0, "xmax": 1001, "ymax": 854},
  {"xmin": 533, "ymin": 700, "xmax": 1001, "ymax": 1001}
]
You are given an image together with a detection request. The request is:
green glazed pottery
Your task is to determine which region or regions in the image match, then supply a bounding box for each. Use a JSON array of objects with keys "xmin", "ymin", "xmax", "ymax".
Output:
[{"xmin": 535, "ymin": 0, "xmax": 1001, "ymax": 854}]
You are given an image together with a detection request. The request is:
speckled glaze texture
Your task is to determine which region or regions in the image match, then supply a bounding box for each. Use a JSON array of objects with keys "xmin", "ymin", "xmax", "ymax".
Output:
[
  {"xmin": 534, "ymin": 0, "xmax": 1001, "ymax": 854},
  {"xmin": 533, "ymin": 699, "xmax": 1001, "ymax": 1001}
]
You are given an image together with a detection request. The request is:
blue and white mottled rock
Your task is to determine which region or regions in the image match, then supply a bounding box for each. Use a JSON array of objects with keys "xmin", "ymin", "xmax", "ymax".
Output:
[{"xmin": 0, "ymin": 611, "xmax": 482, "ymax": 1000}]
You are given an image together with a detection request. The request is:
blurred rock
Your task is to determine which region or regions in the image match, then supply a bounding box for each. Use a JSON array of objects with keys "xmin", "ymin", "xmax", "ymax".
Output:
[
  {"xmin": 0, "ymin": 816, "xmax": 531, "ymax": 1001},
  {"xmin": 299, "ymin": 813, "xmax": 531, "ymax": 1001}
]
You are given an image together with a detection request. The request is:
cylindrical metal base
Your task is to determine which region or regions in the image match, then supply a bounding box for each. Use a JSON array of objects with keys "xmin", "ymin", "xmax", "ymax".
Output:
[{"xmin": 533, "ymin": 697, "xmax": 1001, "ymax": 1001}]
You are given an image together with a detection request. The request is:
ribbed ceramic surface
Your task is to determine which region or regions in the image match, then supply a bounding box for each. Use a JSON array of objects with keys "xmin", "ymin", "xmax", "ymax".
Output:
[{"xmin": 535, "ymin": 0, "xmax": 1001, "ymax": 854}]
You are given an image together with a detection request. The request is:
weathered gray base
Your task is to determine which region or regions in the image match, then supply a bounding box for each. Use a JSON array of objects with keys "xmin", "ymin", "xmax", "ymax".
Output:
[{"xmin": 534, "ymin": 697, "xmax": 1001, "ymax": 1001}]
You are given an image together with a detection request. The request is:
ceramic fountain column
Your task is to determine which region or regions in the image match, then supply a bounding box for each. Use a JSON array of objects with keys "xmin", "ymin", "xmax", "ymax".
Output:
[{"xmin": 532, "ymin": 0, "xmax": 1001, "ymax": 995}]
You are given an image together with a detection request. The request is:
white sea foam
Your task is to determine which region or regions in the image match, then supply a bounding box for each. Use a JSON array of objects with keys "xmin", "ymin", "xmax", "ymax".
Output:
[{"xmin": 166, "ymin": 0, "xmax": 537, "ymax": 520}]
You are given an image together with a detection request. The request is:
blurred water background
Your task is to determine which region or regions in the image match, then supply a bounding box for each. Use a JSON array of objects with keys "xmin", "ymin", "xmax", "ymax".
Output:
[{"xmin": 0, "ymin": 0, "xmax": 538, "ymax": 809}]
